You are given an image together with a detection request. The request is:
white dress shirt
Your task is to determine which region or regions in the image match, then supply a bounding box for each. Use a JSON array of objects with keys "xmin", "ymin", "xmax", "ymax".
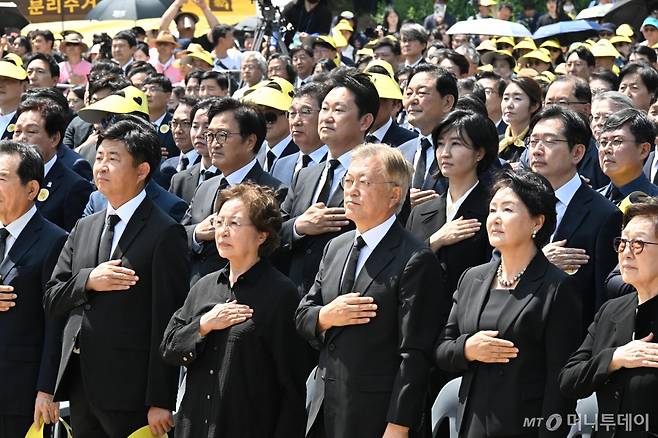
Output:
[
  {"xmin": 197, "ymin": 163, "xmax": 218, "ymax": 186},
  {"xmin": 105, "ymin": 190, "xmax": 147, "ymax": 256},
  {"xmin": 44, "ymin": 154, "xmax": 57, "ymax": 177},
  {"xmin": 312, "ymin": 150, "xmax": 352, "ymax": 204},
  {"xmin": 354, "ymin": 215, "xmax": 397, "ymax": 276},
  {"xmin": 219, "ymin": 158, "xmax": 257, "ymax": 186},
  {"xmin": 414, "ymin": 135, "xmax": 435, "ymax": 180},
  {"xmin": 294, "ymin": 145, "xmax": 328, "ymax": 174},
  {"xmin": 446, "ymin": 181, "xmax": 479, "ymax": 223},
  {"xmin": 178, "ymin": 149, "xmax": 199, "ymax": 172},
  {"xmin": 152, "ymin": 112, "xmax": 167, "ymax": 128},
  {"xmin": 551, "ymin": 173, "xmax": 582, "ymax": 241},
  {"xmin": 263, "ymin": 134, "xmax": 293, "ymax": 171},
  {"xmin": 0, "ymin": 205, "xmax": 37, "ymax": 258}
]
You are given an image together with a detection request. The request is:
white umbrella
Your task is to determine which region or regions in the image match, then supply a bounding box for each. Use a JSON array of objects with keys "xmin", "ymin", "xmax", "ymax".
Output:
[
  {"xmin": 575, "ymin": 3, "xmax": 614, "ymax": 20},
  {"xmin": 447, "ymin": 18, "xmax": 532, "ymax": 37}
]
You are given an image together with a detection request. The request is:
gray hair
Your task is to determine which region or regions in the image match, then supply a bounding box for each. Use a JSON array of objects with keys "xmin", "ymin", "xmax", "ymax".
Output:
[
  {"xmin": 352, "ymin": 143, "xmax": 413, "ymax": 213},
  {"xmin": 400, "ymin": 23, "xmax": 429, "ymax": 45},
  {"xmin": 242, "ymin": 51, "xmax": 267, "ymax": 76},
  {"xmin": 592, "ymin": 91, "xmax": 635, "ymax": 112}
]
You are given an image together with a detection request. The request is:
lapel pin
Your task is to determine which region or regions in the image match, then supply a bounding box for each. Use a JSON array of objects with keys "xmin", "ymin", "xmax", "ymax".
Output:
[
  {"xmin": 159, "ymin": 124, "xmax": 170, "ymax": 134},
  {"xmin": 37, "ymin": 188, "xmax": 49, "ymax": 202}
]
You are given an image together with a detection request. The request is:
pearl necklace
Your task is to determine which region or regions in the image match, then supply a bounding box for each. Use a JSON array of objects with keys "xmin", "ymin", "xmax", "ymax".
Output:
[{"xmin": 497, "ymin": 264, "xmax": 526, "ymax": 288}]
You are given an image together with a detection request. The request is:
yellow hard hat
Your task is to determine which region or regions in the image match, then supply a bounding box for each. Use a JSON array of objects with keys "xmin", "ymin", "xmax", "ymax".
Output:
[
  {"xmin": 513, "ymin": 38, "xmax": 537, "ymax": 52},
  {"xmin": 520, "ymin": 49, "xmax": 552, "ymax": 64},
  {"xmin": 3, "ymin": 53, "xmax": 23, "ymax": 68},
  {"xmin": 242, "ymin": 80, "xmax": 294, "ymax": 112},
  {"xmin": 78, "ymin": 88, "xmax": 149, "ymax": 124},
  {"xmin": 367, "ymin": 72, "xmax": 403, "ymax": 100},
  {"xmin": 183, "ymin": 50, "xmax": 213, "ymax": 67},
  {"xmin": 616, "ymin": 23, "xmax": 634, "ymax": 38},
  {"xmin": 121, "ymin": 86, "xmax": 149, "ymax": 116},
  {"xmin": 610, "ymin": 35, "xmax": 632, "ymax": 45},
  {"xmin": 540, "ymin": 39, "xmax": 561, "ymax": 50},
  {"xmin": 590, "ymin": 39, "xmax": 621, "ymax": 58},
  {"xmin": 365, "ymin": 59, "xmax": 395, "ymax": 78}
]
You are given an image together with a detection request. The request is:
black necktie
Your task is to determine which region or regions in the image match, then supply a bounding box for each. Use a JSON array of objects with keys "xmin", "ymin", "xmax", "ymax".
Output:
[
  {"xmin": 201, "ymin": 169, "xmax": 216, "ymax": 182},
  {"xmin": 365, "ymin": 134, "xmax": 379, "ymax": 143},
  {"xmin": 178, "ymin": 155, "xmax": 189, "ymax": 171},
  {"xmin": 340, "ymin": 236, "xmax": 366, "ymax": 294},
  {"xmin": 609, "ymin": 186, "xmax": 624, "ymax": 204},
  {"xmin": 0, "ymin": 228, "xmax": 10, "ymax": 264},
  {"xmin": 266, "ymin": 150, "xmax": 276, "ymax": 171},
  {"xmin": 653, "ymin": 168, "xmax": 658, "ymax": 185},
  {"xmin": 316, "ymin": 159, "xmax": 340, "ymax": 205},
  {"xmin": 219, "ymin": 177, "xmax": 230, "ymax": 191},
  {"xmin": 412, "ymin": 138, "xmax": 433, "ymax": 189},
  {"xmin": 98, "ymin": 214, "xmax": 121, "ymax": 264},
  {"xmin": 301, "ymin": 154, "xmax": 312, "ymax": 169}
]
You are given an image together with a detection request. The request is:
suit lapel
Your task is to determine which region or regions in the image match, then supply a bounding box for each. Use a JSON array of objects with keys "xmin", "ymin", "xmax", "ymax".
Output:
[
  {"xmin": 420, "ymin": 195, "xmax": 446, "ymax": 227},
  {"xmin": 611, "ymin": 294, "xmax": 637, "ymax": 343},
  {"xmin": 553, "ymin": 183, "xmax": 591, "ymax": 242},
  {"xmin": 110, "ymin": 199, "xmax": 151, "ymax": 260},
  {"xmin": 281, "ymin": 140, "xmax": 299, "ymax": 159},
  {"xmin": 37, "ymin": 161, "xmax": 64, "ymax": 207},
  {"xmin": 497, "ymin": 253, "xmax": 548, "ymax": 336},
  {"xmin": 0, "ymin": 213, "xmax": 43, "ymax": 284},
  {"xmin": 327, "ymin": 177, "xmax": 344, "ymax": 207},
  {"xmin": 463, "ymin": 260, "xmax": 498, "ymax": 334},
  {"xmin": 352, "ymin": 222, "xmax": 402, "ymax": 296},
  {"xmin": 299, "ymin": 165, "xmax": 325, "ymax": 209}
]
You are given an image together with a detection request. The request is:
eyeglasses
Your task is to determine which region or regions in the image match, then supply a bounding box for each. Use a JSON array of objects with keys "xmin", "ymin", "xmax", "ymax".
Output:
[
  {"xmin": 288, "ymin": 108, "xmax": 320, "ymax": 119},
  {"xmin": 210, "ymin": 216, "xmax": 253, "ymax": 230},
  {"xmin": 614, "ymin": 237, "xmax": 658, "ymax": 254},
  {"xmin": 528, "ymin": 136, "xmax": 569, "ymax": 148},
  {"xmin": 342, "ymin": 175, "xmax": 397, "ymax": 189},
  {"xmin": 170, "ymin": 120, "xmax": 191, "ymax": 129},
  {"xmin": 205, "ymin": 130, "xmax": 241, "ymax": 144},
  {"xmin": 263, "ymin": 112, "xmax": 285, "ymax": 124}
]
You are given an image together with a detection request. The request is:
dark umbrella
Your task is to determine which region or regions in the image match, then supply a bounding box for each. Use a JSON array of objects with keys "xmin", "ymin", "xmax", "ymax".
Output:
[
  {"xmin": 86, "ymin": 0, "xmax": 173, "ymax": 21},
  {"xmin": 603, "ymin": 0, "xmax": 658, "ymax": 33},
  {"xmin": 0, "ymin": 3, "xmax": 29, "ymax": 31},
  {"xmin": 533, "ymin": 20, "xmax": 603, "ymax": 46}
]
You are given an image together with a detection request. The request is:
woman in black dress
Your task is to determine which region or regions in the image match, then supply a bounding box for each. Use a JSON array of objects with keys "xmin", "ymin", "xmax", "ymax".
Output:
[
  {"xmin": 560, "ymin": 197, "xmax": 658, "ymax": 437},
  {"xmin": 406, "ymin": 109, "xmax": 497, "ymax": 293},
  {"xmin": 161, "ymin": 183, "xmax": 308, "ymax": 438},
  {"xmin": 435, "ymin": 170, "xmax": 582, "ymax": 437}
]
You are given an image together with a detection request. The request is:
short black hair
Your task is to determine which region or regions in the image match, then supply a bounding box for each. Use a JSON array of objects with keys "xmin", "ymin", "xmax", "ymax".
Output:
[
  {"xmin": 88, "ymin": 75, "xmax": 131, "ymax": 97},
  {"xmin": 408, "ymin": 64, "xmax": 459, "ymax": 109},
  {"xmin": 458, "ymin": 77, "xmax": 487, "ymax": 103},
  {"xmin": 455, "ymin": 93, "xmax": 488, "ymax": 116},
  {"xmin": 550, "ymin": 75, "xmax": 592, "ymax": 104},
  {"xmin": 31, "ymin": 30, "xmax": 55, "ymax": 44},
  {"xmin": 372, "ymin": 37, "xmax": 401, "ymax": 56},
  {"xmin": 0, "ymin": 140, "xmax": 44, "ymax": 188},
  {"xmin": 268, "ymin": 53, "xmax": 297, "ymax": 82},
  {"xmin": 88, "ymin": 60, "xmax": 124, "ymax": 82},
  {"xmin": 289, "ymin": 46, "xmax": 313, "ymax": 58},
  {"xmin": 589, "ymin": 69, "xmax": 619, "ymax": 92},
  {"xmin": 530, "ymin": 106, "xmax": 592, "ymax": 152},
  {"xmin": 631, "ymin": 45, "xmax": 658, "ymax": 64},
  {"xmin": 436, "ymin": 49, "xmax": 470, "ymax": 76},
  {"xmin": 211, "ymin": 24, "xmax": 233, "ymax": 44},
  {"xmin": 186, "ymin": 69, "xmax": 204, "ymax": 85},
  {"xmin": 199, "ymin": 70, "xmax": 229, "ymax": 90},
  {"xmin": 207, "ymin": 98, "xmax": 267, "ymax": 154},
  {"xmin": 17, "ymin": 97, "xmax": 68, "ymax": 141},
  {"xmin": 507, "ymin": 76, "xmax": 543, "ymax": 114},
  {"xmin": 328, "ymin": 70, "xmax": 380, "ymax": 123},
  {"xmin": 492, "ymin": 169, "xmax": 557, "ymax": 248},
  {"xmin": 476, "ymin": 70, "xmax": 508, "ymax": 96},
  {"xmin": 26, "ymin": 53, "xmax": 60, "ymax": 78},
  {"xmin": 97, "ymin": 116, "xmax": 161, "ymax": 182},
  {"xmin": 113, "ymin": 30, "xmax": 137, "ymax": 47},
  {"xmin": 190, "ymin": 96, "xmax": 219, "ymax": 121},
  {"xmin": 619, "ymin": 62, "xmax": 658, "ymax": 97},
  {"xmin": 126, "ymin": 60, "xmax": 156, "ymax": 78},
  {"xmin": 142, "ymin": 73, "xmax": 173, "ymax": 93},
  {"xmin": 600, "ymin": 107, "xmax": 656, "ymax": 145},
  {"xmin": 177, "ymin": 95, "xmax": 199, "ymax": 109},
  {"xmin": 131, "ymin": 26, "xmax": 146, "ymax": 38},
  {"xmin": 294, "ymin": 81, "xmax": 331, "ymax": 108},
  {"xmin": 567, "ymin": 46, "xmax": 595, "ymax": 67},
  {"xmin": 22, "ymin": 88, "xmax": 73, "ymax": 125},
  {"xmin": 135, "ymin": 42, "xmax": 149, "ymax": 59},
  {"xmin": 432, "ymin": 109, "xmax": 498, "ymax": 175}
]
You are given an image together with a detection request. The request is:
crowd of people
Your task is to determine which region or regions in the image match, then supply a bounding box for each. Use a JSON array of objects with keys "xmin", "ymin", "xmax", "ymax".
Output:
[{"xmin": 1, "ymin": 0, "xmax": 658, "ymax": 437}]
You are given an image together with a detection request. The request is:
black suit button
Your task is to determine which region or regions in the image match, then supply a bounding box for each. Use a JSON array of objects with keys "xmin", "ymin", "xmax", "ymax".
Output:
[
  {"xmin": 328, "ymin": 343, "xmax": 336, "ymax": 352},
  {"xmin": 614, "ymin": 391, "xmax": 620, "ymax": 399},
  {"xmin": 83, "ymin": 304, "xmax": 91, "ymax": 311},
  {"xmin": 498, "ymin": 370, "xmax": 504, "ymax": 376},
  {"xmin": 306, "ymin": 249, "xmax": 312, "ymax": 255}
]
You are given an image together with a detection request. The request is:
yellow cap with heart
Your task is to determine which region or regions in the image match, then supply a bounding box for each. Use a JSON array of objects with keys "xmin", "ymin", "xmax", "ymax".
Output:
[
  {"xmin": 0, "ymin": 60, "xmax": 26, "ymax": 80},
  {"xmin": 78, "ymin": 92, "xmax": 146, "ymax": 124},
  {"xmin": 121, "ymin": 86, "xmax": 150, "ymax": 116},
  {"xmin": 364, "ymin": 59, "xmax": 395, "ymax": 78}
]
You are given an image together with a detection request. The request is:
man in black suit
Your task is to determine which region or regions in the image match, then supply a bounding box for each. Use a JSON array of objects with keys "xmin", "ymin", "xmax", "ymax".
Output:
[
  {"xmin": 399, "ymin": 64, "xmax": 457, "ymax": 206},
  {"xmin": 529, "ymin": 106, "xmax": 621, "ymax": 327},
  {"xmin": 169, "ymin": 98, "xmax": 219, "ymax": 203},
  {"xmin": 13, "ymin": 97, "xmax": 92, "ymax": 232},
  {"xmin": 143, "ymin": 74, "xmax": 178, "ymax": 160},
  {"xmin": 296, "ymin": 144, "xmax": 445, "ymax": 438},
  {"xmin": 44, "ymin": 117, "xmax": 189, "ymax": 438},
  {"xmin": 0, "ymin": 59, "xmax": 26, "ymax": 140},
  {"xmin": 365, "ymin": 72, "xmax": 417, "ymax": 148},
  {"xmin": 246, "ymin": 80, "xmax": 299, "ymax": 172},
  {"xmin": 0, "ymin": 141, "xmax": 67, "ymax": 438},
  {"xmin": 280, "ymin": 72, "xmax": 378, "ymax": 296},
  {"xmin": 181, "ymin": 97, "xmax": 286, "ymax": 285},
  {"xmin": 157, "ymin": 96, "xmax": 201, "ymax": 190}
]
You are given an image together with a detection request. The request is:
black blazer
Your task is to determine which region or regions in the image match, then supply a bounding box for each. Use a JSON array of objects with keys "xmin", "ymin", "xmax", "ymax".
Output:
[
  {"xmin": 157, "ymin": 112, "xmax": 179, "ymax": 160},
  {"xmin": 0, "ymin": 212, "xmax": 67, "ymax": 417},
  {"xmin": 435, "ymin": 253, "xmax": 582, "ymax": 437},
  {"xmin": 57, "ymin": 144, "xmax": 93, "ymax": 181},
  {"xmin": 44, "ymin": 197, "xmax": 190, "ymax": 411},
  {"xmin": 181, "ymin": 162, "xmax": 287, "ymax": 285},
  {"xmin": 63, "ymin": 115, "xmax": 93, "ymax": 150},
  {"xmin": 551, "ymin": 182, "xmax": 621, "ymax": 326},
  {"xmin": 156, "ymin": 154, "xmax": 202, "ymax": 191},
  {"xmin": 295, "ymin": 222, "xmax": 449, "ymax": 438},
  {"xmin": 405, "ymin": 182, "xmax": 492, "ymax": 294},
  {"xmin": 37, "ymin": 159, "xmax": 93, "ymax": 232},
  {"xmin": 579, "ymin": 138, "xmax": 609, "ymax": 190},
  {"xmin": 169, "ymin": 162, "xmax": 216, "ymax": 204},
  {"xmin": 279, "ymin": 162, "xmax": 354, "ymax": 296},
  {"xmin": 381, "ymin": 120, "xmax": 418, "ymax": 148},
  {"xmin": 1, "ymin": 112, "xmax": 17, "ymax": 139},
  {"xmin": 560, "ymin": 293, "xmax": 658, "ymax": 438}
]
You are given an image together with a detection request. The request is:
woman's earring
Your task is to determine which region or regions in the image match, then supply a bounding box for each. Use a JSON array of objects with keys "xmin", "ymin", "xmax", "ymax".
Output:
[{"xmin": 532, "ymin": 230, "xmax": 537, "ymax": 239}]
